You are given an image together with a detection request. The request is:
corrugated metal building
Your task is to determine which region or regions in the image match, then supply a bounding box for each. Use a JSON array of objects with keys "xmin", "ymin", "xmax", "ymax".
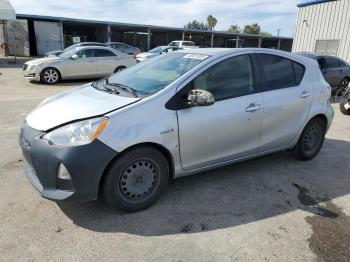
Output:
[
  {"xmin": 0, "ymin": 13, "xmax": 293, "ymax": 57},
  {"xmin": 293, "ymin": 0, "xmax": 350, "ymax": 62}
]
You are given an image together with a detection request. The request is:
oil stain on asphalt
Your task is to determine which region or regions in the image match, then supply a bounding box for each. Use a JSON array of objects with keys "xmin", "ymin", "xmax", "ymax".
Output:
[{"xmin": 292, "ymin": 183, "xmax": 350, "ymax": 261}]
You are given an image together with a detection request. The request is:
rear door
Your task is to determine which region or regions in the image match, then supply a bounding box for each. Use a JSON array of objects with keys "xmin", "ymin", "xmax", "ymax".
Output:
[
  {"xmin": 95, "ymin": 49, "xmax": 119, "ymax": 76},
  {"xmin": 256, "ymin": 53, "xmax": 312, "ymax": 152},
  {"xmin": 177, "ymin": 54, "xmax": 263, "ymax": 170}
]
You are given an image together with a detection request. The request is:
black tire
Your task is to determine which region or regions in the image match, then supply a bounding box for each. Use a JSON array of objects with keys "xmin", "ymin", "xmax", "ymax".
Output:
[
  {"xmin": 114, "ymin": 66, "xmax": 126, "ymax": 73},
  {"xmin": 293, "ymin": 118, "xmax": 326, "ymax": 161},
  {"xmin": 103, "ymin": 146, "xmax": 170, "ymax": 212},
  {"xmin": 340, "ymin": 97, "xmax": 350, "ymax": 115},
  {"xmin": 40, "ymin": 67, "xmax": 61, "ymax": 84}
]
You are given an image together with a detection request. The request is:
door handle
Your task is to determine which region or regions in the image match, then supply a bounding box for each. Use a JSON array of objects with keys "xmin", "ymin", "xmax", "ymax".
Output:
[
  {"xmin": 246, "ymin": 103, "xmax": 262, "ymax": 112},
  {"xmin": 88, "ymin": 60, "xmax": 95, "ymax": 63},
  {"xmin": 300, "ymin": 91, "xmax": 311, "ymax": 98}
]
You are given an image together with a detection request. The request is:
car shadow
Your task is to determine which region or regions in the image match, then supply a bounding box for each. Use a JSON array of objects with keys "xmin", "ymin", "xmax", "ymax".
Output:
[{"xmin": 58, "ymin": 138, "xmax": 350, "ymax": 236}]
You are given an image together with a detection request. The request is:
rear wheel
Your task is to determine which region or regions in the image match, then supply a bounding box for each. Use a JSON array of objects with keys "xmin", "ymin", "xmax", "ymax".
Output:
[
  {"xmin": 40, "ymin": 67, "xmax": 60, "ymax": 84},
  {"xmin": 293, "ymin": 118, "xmax": 326, "ymax": 161},
  {"xmin": 103, "ymin": 146, "xmax": 170, "ymax": 212}
]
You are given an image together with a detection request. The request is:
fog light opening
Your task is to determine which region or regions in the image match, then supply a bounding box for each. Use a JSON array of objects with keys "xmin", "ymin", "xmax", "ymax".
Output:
[{"xmin": 57, "ymin": 163, "xmax": 71, "ymax": 180}]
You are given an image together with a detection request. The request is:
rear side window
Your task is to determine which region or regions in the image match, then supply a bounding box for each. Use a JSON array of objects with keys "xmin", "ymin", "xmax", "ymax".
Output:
[
  {"xmin": 292, "ymin": 62, "xmax": 305, "ymax": 85},
  {"xmin": 258, "ymin": 54, "xmax": 295, "ymax": 91},
  {"xmin": 325, "ymin": 57, "xmax": 340, "ymax": 68},
  {"xmin": 94, "ymin": 49, "xmax": 116, "ymax": 57}
]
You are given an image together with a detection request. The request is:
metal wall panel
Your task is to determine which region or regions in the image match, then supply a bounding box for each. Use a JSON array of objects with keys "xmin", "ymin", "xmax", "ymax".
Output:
[
  {"xmin": 6, "ymin": 19, "xmax": 30, "ymax": 56},
  {"xmin": 34, "ymin": 21, "xmax": 63, "ymax": 55},
  {"xmin": 293, "ymin": 0, "xmax": 350, "ymax": 63}
]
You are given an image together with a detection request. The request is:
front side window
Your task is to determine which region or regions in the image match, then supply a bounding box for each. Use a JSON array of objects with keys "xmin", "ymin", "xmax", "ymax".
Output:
[
  {"xmin": 76, "ymin": 49, "xmax": 95, "ymax": 58},
  {"xmin": 258, "ymin": 54, "xmax": 295, "ymax": 91},
  {"xmin": 186, "ymin": 55, "xmax": 254, "ymax": 100}
]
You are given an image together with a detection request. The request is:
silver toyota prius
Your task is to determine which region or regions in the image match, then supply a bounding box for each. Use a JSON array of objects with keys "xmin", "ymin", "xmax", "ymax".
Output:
[{"xmin": 19, "ymin": 48, "xmax": 334, "ymax": 212}]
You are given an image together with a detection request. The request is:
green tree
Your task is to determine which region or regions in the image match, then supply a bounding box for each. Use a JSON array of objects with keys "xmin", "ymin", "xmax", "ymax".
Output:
[
  {"xmin": 207, "ymin": 15, "xmax": 218, "ymax": 30},
  {"xmin": 228, "ymin": 25, "xmax": 241, "ymax": 33},
  {"xmin": 243, "ymin": 23, "xmax": 261, "ymax": 35},
  {"xmin": 259, "ymin": 31, "xmax": 271, "ymax": 36},
  {"xmin": 184, "ymin": 19, "xmax": 209, "ymax": 30}
]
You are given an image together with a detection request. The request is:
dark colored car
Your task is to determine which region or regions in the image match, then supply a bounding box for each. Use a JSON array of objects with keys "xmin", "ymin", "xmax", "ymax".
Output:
[
  {"xmin": 45, "ymin": 42, "xmax": 107, "ymax": 57},
  {"xmin": 107, "ymin": 42, "xmax": 140, "ymax": 55},
  {"xmin": 298, "ymin": 53, "xmax": 350, "ymax": 95}
]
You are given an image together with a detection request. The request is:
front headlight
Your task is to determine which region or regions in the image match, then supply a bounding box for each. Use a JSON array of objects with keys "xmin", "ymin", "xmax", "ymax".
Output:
[{"xmin": 42, "ymin": 117, "xmax": 109, "ymax": 146}]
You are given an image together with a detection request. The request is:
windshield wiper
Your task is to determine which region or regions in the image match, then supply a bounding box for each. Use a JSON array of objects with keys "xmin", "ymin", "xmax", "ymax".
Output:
[
  {"xmin": 105, "ymin": 79, "xmax": 138, "ymax": 97},
  {"xmin": 92, "ymin": 80, "xmax": 120, "ymax": 95}
]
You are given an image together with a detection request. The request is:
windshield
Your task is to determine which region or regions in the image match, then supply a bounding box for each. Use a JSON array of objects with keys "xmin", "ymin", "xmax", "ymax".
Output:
[
  {"xmin": 149, "ymin": 47, "xmax": 163, "ymax": 53},
  {"xmin": 64, "ymin": 44, "xmax": 79, "ymax": 52},
  {"xmin": 59, "ymin": 48, "xmax": 78, "ymax": 58},
  {"xmin": 106, "ymin": 52, "xmax": 209, "ymax": 95}
]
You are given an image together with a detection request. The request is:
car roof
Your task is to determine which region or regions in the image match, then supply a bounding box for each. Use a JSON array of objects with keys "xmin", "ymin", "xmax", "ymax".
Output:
[
  {"xmin": 76, "ymin": 42, "xmax": 106, "ymax": 46},
  {"xmin": 176, "ymin": 48, "xmax": 318, "ymax": 66},
  {"xmin": 75, "ymin": 46, "xmax": 122, "ymax": 53}
]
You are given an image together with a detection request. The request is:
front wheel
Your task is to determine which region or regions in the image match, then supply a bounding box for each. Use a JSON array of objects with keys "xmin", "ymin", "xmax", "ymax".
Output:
[
  {"xmin": 293, "ymin": 118, "xmax": 326, "ymax": 161},
  {"xmin": 40, "ymin": 67, "xmax": 60, "ymax": 84},
  {"xmin": 103, "ymin": 147, "xmax": 170, "ymax": 212}
]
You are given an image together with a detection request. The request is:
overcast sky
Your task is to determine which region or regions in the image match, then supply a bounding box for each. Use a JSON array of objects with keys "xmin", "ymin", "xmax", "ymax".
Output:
[{"xmin": 10, "ymin": 0, "xmax": 308, "ymax": 37}]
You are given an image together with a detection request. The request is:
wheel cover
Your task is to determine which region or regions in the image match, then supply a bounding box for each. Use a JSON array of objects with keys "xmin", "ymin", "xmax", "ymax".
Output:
[
  {"xmin": 302, "ymin": 125, "xmax": 321, "ymax": 153},
  {"xmin": 43, "ymin": 69, "xmax": 58, "ymax": 83},
  {"xmin": 119, "ymin": 159, "xmax": 159, "ymax": 202}
]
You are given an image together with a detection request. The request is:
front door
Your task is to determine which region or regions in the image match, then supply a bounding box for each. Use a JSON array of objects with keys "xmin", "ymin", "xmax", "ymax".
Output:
[
  {"xmin": 177, "ymin": 54, "xmax": 263, "ymax": 171},
  {"xmin": 64, "ymin": 49, "xmax": 97, "ymax": 79}
]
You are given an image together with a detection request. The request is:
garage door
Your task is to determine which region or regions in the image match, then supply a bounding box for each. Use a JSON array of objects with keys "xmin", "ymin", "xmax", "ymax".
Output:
[{"xmin": 34, "ymin": 21, "xmax": 63, "ymax": 56}]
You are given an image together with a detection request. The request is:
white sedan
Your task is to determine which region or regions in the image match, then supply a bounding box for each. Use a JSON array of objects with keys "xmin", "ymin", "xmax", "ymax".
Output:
[{"xmin": 23, "ymin": 46, "xmax": 136, "ymax": 84}]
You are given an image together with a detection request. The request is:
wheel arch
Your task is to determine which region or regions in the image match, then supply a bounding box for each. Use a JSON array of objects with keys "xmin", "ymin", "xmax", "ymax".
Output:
[
  {"xmin": 98, "ymin": 142, "xmax": 175, "ymax": 196},
  {"xmin": 40, "ymin": 66, "xmax": 62, "ymax": 81}
]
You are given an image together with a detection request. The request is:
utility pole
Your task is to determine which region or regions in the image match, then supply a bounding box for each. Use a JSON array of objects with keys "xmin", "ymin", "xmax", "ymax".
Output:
[{"xmin": 277, "ymin": 28, "xmax": 281, "ymax": 37}]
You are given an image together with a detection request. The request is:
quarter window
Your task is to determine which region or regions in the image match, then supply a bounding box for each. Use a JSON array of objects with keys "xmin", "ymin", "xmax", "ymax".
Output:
[
  {"xmin": 292, "ymin": 62, "xmax": 305, "ymax": 85},
  {"xmin": 258, "ymin": 54, "xmax": 295, "ymax": 91},
  {"xmin": 187, "ymin": 55, "xmax": 254, "ymax": 100}
]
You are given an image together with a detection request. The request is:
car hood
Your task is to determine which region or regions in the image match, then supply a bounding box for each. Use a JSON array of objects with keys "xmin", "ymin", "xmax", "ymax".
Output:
[
  {"xmin": 25, "ymin": 56, "xmax": 64, "ymax": 66},
  {"xmin": 46, "ymin": 50, "xmax": 63, "ymax": 56},
  {"xmin": 136, "ymin": 52, "xmax": 156, "ymax": 58},
  {"xmin": 26, "ymin": 83, "xmax": 141, "ymax": 131}
]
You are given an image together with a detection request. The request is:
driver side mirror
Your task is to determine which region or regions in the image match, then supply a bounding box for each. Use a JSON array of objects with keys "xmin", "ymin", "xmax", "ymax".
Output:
[
  {"xmin": 71, "ymin": 54, "xmax": 78, "ymax": 60},
  {"xmin": 187, "ymin": 89, "xmax": 215, "ymax": 107}
]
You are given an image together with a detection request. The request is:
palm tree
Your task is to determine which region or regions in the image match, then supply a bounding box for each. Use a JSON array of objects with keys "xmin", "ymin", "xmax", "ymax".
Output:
[{"xmin": 207, "ymin": 15, "xmax": 218, "ymax": 31}]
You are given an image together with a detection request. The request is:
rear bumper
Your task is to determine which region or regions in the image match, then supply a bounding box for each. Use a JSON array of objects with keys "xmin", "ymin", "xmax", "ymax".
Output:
[{"xmin": 19, "ymin": 121, "xmax": 118, "ymax": 202}]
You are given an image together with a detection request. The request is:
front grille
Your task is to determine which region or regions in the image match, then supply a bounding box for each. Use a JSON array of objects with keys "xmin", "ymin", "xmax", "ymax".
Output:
[
  {"xmin": 23, "ymin": 64, "xmax": 28, "ymax": 71},
  {"xmin": 19, "ymin": 134, "xmax": 31, "ymax": 151}
]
